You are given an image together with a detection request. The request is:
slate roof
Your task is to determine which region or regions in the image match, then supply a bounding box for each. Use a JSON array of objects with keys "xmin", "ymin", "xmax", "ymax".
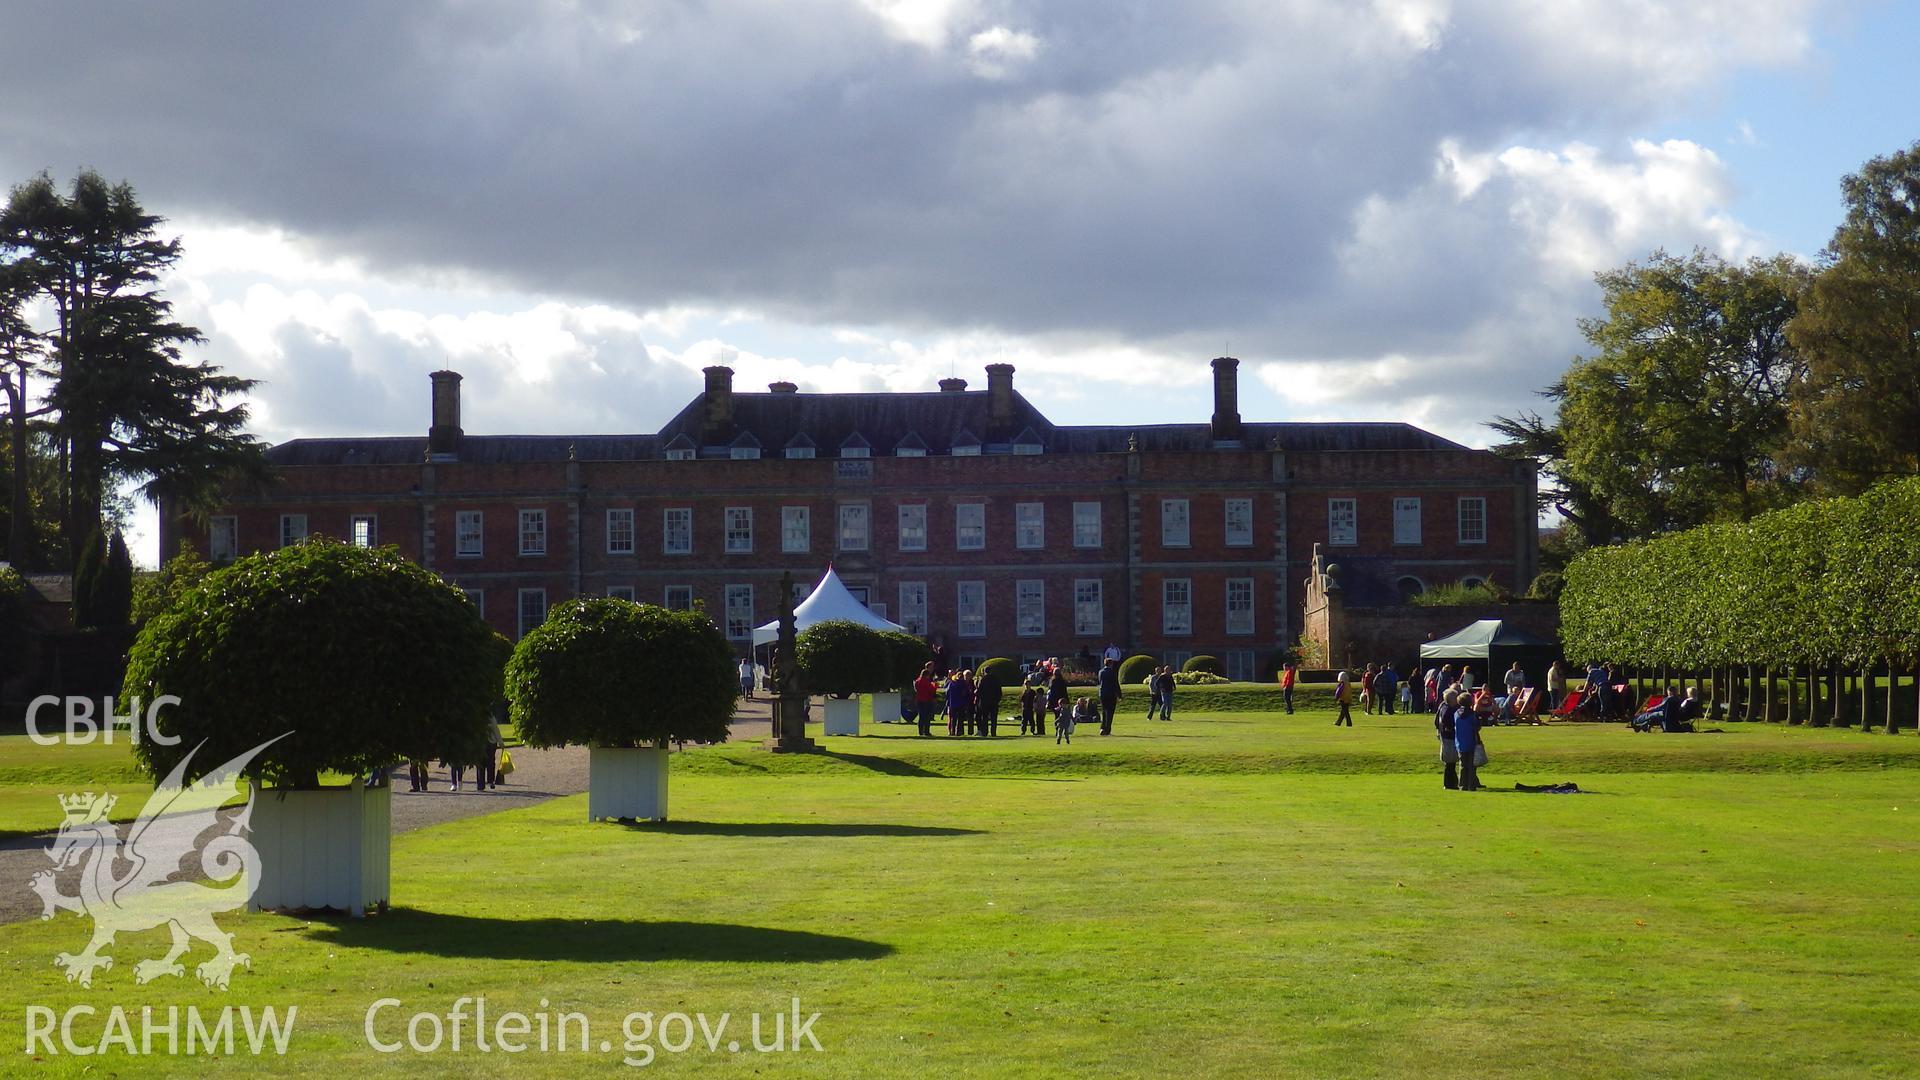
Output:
[{"xmin": 264, "ymin": 389, "xmax": 1464, "ymax": 466}]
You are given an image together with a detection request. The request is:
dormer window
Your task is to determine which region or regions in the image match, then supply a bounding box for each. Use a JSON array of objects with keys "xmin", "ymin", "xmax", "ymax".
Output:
[
  {"xmin": 950, "ymin": 428, "xmax": 982, "ymax": 457},
  {"xmin": 785, "ymin": 446, "xmax": 815, "ymax": 460},
  {"xmin": 952, "ymin": 444, "xmax": 980, "ymax": 457},
  {"xmin": 840, "ymin": 431, "xmax": 872, "ymax": 459},
  {"xmin": 729, "ymin": 432, "xmax": 762, "ymax": 460},
  {"xmin": 1011, "ymin": 426, "xmax": 1045, "ymax": 455},
  {"xmin": 666, "ymin": 449, "xmax": 695, "ymax": 461},
  {"xmin": 895, "ymin": 432, "xmax": 928, "ymax": 458},
  {"xmin": 663, "ymin": 433, "xmax": 697, "ymax": 461}
]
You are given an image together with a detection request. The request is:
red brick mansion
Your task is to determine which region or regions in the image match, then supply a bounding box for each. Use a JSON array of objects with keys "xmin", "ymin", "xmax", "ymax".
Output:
[{"xmin": 162, "ymin": 359, "xmax": 1538, "ymax": 679}]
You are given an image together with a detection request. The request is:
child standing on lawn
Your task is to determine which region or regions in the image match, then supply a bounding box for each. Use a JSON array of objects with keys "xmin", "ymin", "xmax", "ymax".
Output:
[{"xmin": 1059, "ymin": 697, "xmax": 1084, "ymax": 744}]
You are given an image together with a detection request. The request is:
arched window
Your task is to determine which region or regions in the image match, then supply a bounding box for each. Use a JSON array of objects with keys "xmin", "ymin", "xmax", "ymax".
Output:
[{"xmin": 1396, "ymin": 576, "xmax": 1425, "ymax": 600}]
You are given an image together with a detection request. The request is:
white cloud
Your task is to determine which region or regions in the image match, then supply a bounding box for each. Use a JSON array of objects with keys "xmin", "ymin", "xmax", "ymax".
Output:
[{"xmin": 967, "ymin": 26, "xmax": 1041, "ymax": 79}]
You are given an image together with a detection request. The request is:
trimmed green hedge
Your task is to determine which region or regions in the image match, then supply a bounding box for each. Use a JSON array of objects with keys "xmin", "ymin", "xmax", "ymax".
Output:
[
  {"xmin": 1065, "ymin": 682, "xmax": 1341, "ymax": 712},
  {"xmin": 976, "ymin": 657, "xmax": 1020, "ymax": 689},
  {"xmin": 1562, "ymin": 479, "xmax": 1920, "ymax": 671},
  {"xmin": 1118, "ymin": 654, "xmax": 1157, "ymax": 684},
  {"xmin": 1182, "ymin": 654, "xmax": 1224, "ymax": 676}
]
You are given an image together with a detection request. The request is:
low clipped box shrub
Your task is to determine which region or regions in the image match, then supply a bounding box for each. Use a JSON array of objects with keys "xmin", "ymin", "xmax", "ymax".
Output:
[
  {"xmin": 1118, "ymin": 654, "xmax": 1157, "ymax": 684},
  {"xmin": 122, "ymin": 538, "xmax": 504, "ymax": 786},
  {"xmin": 795, "ymin": 619, "xmax": 893, "ymax": 698},
  {"xmin": 1182, "ymin": 655, "xmax": 1225, "ymax": 676},
  {"xmin": 1172, "ymin": 670, "xmax": 1230, "ymax": 685},
  {"xmin": 976, "ymin": 657, "xmax": 1021, "ymax": 689},
  {"xmin": 507, "ymin": 599, "xmax": 736, "ymax": 748}
]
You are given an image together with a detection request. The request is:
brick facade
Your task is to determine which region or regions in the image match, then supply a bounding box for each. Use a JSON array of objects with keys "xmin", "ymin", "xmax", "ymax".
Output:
[{"xmin": 164, "ymin": 362, "xmax": 1538, "ymax": 679}]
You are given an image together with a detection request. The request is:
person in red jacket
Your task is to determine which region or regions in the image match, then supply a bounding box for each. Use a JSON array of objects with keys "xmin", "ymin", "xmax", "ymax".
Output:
[{"xmin": 913, "ymin": 663, "xmax": 939, "ymax": 737}]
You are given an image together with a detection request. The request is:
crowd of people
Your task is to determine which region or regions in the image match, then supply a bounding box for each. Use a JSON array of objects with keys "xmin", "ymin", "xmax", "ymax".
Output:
[{"xmin": 904, "ymin": 652, "xmax": 1134, "ymax": 741}]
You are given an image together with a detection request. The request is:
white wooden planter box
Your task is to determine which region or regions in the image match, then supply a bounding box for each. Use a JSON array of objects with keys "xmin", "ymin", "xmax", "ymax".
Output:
[
  {"xmin": 823, "ymin": 697, "xmax": 860, "ymax": 736},
  {"xmin": 588, "ymin": 746, "xmax": 669, "ymax": 822},
  {"xmin": 250, "ymin": 784, "xmax": 390, "ymax": 917},
  {"xmin": 870, "ymin": 691, "xmax": 901, "ymax": 725}
]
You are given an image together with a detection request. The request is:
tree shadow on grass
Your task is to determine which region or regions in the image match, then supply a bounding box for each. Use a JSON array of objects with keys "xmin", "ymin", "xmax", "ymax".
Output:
[
  {"xmin": 820, "ymin": 752, "xmax": 945, "ymax": 777},
  {"xmin": 626, "ymin": 821, "xmax": 983, "ymax": 838},
  {"xmin": 302, "ymin": 911, "xmax": 892, "ymax": 963}
]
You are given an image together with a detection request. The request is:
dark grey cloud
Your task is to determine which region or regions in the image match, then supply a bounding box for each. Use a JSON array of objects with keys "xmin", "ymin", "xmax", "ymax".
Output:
[{"xmin": 0, "ymin": 0, "xmax": 1821, "ymax": 360}]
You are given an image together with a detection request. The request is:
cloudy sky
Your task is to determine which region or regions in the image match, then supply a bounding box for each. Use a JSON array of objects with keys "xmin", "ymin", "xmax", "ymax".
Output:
[{"xmin": 1, "ymin": 0, "xmax": 1914, "ymax": 563}]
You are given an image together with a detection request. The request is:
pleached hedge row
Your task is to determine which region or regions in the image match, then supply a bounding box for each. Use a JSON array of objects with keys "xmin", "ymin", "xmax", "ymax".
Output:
[{"xmin": 1561, "ymin": 476, "xmax": 1920, "ymax": 731}]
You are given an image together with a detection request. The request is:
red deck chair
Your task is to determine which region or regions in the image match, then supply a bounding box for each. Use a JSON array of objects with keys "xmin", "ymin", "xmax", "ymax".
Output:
[
  {"xmin": 1510, "ymin": 686, "xmax": 1539, "ymax": 722},
  {"xmin": 1551, "ymin": 688, "xmax": 1587, "ymax": 717}
]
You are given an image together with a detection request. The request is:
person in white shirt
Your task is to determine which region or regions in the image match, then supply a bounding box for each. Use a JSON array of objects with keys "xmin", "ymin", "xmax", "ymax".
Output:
[
  {"xmin": 1103, "ymin": 642, "xmax": 1123, "ymax": 663},
  {"xmin": 738, "ymin": 657, "xmax": 756, "ymax": 699}
]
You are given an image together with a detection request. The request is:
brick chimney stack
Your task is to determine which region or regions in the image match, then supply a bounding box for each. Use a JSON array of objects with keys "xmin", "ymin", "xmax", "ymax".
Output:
[
  {"xmin": 703, "ymin": 365, "xmax": 735, "ymax": 436},
  {"xmin": 428, "ymin": 370, "xmax": 463, "ymax": 456},
  {"xmin": 1210, "ymin": 357, "xmax": 1241, "ymax": 443},
  {"xmin": 938, "ymin": 377, "xmax": 968, "ymax": 393},
  {"xmin": 985, "ymin": 363, "xmax": 1015, "ymax": 439}
]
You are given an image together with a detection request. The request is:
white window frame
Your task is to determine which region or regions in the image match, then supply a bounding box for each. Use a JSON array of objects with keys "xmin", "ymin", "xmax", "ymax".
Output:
[
  {"xmin": 1016, "ymin": 579, "xmax": 1045, "ymax": 637},
  {"xmin": 606, "ymin": 508, "xmax": 636, "ymax": 555},
  {"xmin": 951, "ymin": 443, "xmax": 981, "ymax": 457},
  {"xmin": 1073, "ymin": 502, "xmax": 1102, "ymax": 549},
  {"xmin": 350, "ymin": 513, "xmax": 377, "ymax": 549},
  {"xmin": 724, "ymin": 584, "xmax": 754, "ymax": 641},
  {"xmin": 1073, "ymin": 578, "xmax": 1103, "ymax": 637},
  {"xmin": 209, "ymin": 515, "xmax": 238, "ymax": 562},
  {"xmin": 1163, "ymin": 578, "xmax": 1192, "ymax": 636},
  {"xmin": 664, "ymin": 585, "xmax": 693, "ymax": 611},
  {"xmin": 1226, "ymin": 577, "xmax": 1255, "ymax": 636},
  {"xmin": 607, "ymin": 585, "xmax": 636, "ymax": 602},
  {"xmin": 838, "ymin": 503, "xmax": 870, "ymax": 552},
  {"xmin": 725, "ymin": 506, "xmax": 753, "ymax": 554},
  {"xmin": 897, "ymin": 503, "xmax": 928, "ymax": 552},
  {"xmin": 664, "ymin": 448, "xmax": 695, "ymax": 461},
  {"xmin": 1161, "ymin": 499, "xmax": 1190, "ymax": 547},
  {"xmin": 1224, "ymin": 498, "xmax": 1253, "ymax": 548},
  {"xmin": 781, "ymin": 506, "xmax": 810, "ymax": 553},
  {"xmin": 956, "ymin": 581, "xmax": 986, "ymax": 639},
  {"xmin": 663, "ymin": 507, "xmax": 693, "ymax": 555},
  {"xmin": 1393, "ymin": 497, "xmax": 1422, "ymax": 546},
  {"xmin": 455, "ymin": 510, "xmax": 484, "ymax": 558},
  {"xmin": 519, "ymin": 509, "xmax": 547, "ymax": 556},
  {"xmin": 785, "ymin": 446, "xmax": 815, "ymax": 460},
  {"xmin": 840, "ymin": 445, "xmax": 870, "ymax": 459},
  {"xmin": 517, "ymin": 588, "xmax": 548, "ymax": 639},
  {"xmin": 898, "ymin": 581, "xmax": 928, "ymax": 636},
  {"xmin": 279, "ymin": 513, "xmax": 307, "ymax": 549},
  {"xmin": 1458, "ymin": 497, "xmax": 1487, "ymax": 544},
  {"xmin": 730, "ymin": 446, "xmax": 760, "ymax": 460},
  {"xmin": 1328, "ymin": 498, "xmax": 1357, "ymax": 547},
  {"xmin": 1015, "ymin": 502, "xmax": 1044, "ymax": 550},
  {"xmin": 955, "ymin": 502, "xmax": 985, "ymax": 551}
]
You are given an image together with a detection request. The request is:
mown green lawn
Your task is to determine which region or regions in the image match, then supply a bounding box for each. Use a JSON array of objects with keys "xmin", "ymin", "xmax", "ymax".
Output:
[{"xmin": 4, "ymin": 707, "xmax": 1919, "ymax": 1076}]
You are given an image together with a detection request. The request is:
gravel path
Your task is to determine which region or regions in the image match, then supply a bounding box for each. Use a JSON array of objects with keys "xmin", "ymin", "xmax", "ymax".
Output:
[{"xmin": 0, "ymin": 700, "xmax": 795, "ymax": 926}]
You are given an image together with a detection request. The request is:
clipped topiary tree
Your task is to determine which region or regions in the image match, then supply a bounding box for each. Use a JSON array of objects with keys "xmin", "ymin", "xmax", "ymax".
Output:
[
  {"xmin": 507, "ymin": 598, "xmax": 735, "ymax": 821},
  {"xmin": 976, "ymin": 657, "xmax": 1020, "ymax": 689},
  {"xmin": 1118, "ymin": 654, "xmax": 1157, "ymax": 685},
  {"xmin": 131, "ymin": 542, "xmax": 212, "ymax": 625},
  {"xmin": 796, "ymin": 619, "xmax": 892, "ymax": 736},
  {"xmin": 877, "ymin": 630, "xmax": 932, "ymax": 724},
  {"xmin": 1182, "ymin": 654, "xmax": 1225, "ymax": 676},
  {"xmin": 122, "ymin": 538, "xmax": 504, "ymax": 915}
]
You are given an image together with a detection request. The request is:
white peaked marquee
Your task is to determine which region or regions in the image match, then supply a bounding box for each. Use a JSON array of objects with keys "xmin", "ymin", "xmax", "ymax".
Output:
[{"xmin": 752, "ymin": 566, "xmax": 907, "ymax": 646}]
